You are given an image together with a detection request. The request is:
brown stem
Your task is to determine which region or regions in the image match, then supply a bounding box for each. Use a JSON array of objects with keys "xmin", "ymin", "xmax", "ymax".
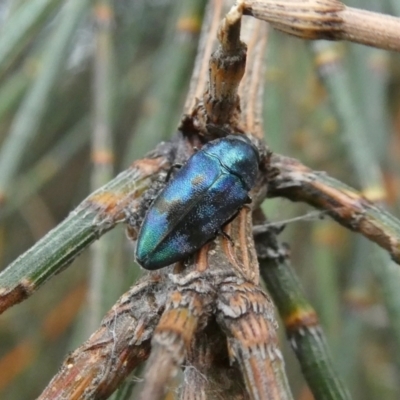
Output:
[
  {"xmin": 180, "ymin": 321, "xmax": 250, "ymax": 399},
  {"xmin": 342, "ymin": 7, "xmax": 400, "ymax": 52},
  {"xmin": 243, "ymin": 0, "xmax": 400, "ymax": 52},
  {"xmin": 140, "ymin": 292, "xmax": 204, "ymax": 400},
  {"xmin": 216, "ymin": 280, "xmax": 292, "ymax": 400},
  {"xmin": 268, "ymin": 153, "xmax": 400, "ymax": 265},
  {"xmin": 183, "ymin": 0, "xmax": 226, "ymax": 115},
  {"xmin": 38, "ymin": 274, "xmax": 166, "ymax": 399},
  {"xmin": 202, "ymin": 5, "xmax": 247, "ymax": 127},
  {"xmin": 238, "ymin": 16, "xmax": 268, "ymax": 138}
]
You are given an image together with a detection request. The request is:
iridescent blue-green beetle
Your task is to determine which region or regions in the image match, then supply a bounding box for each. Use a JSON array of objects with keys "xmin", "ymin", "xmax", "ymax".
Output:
[{"xmin": 135, "ymin": 134, "xmax": 260, "ymax": 270}]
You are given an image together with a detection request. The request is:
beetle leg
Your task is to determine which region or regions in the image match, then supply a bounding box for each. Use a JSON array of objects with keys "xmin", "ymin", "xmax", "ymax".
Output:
[
  {"xmin": 165, "ymin": 163, "xmax": 183, "ymax": 182},
  {"xmin": 252, "ymin": 222, "xmax": 286, "ymax": 237},
  {"xmin": 218, "ymin": 228, "xmax": 234, "ymax": 245}
]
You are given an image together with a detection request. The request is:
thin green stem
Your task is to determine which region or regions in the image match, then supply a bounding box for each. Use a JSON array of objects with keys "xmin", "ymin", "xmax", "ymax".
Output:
[
  {"xmin": 1, "ymin": 118, "xmax": 89, "ymax": 219},
  {"xmin": 0, "ymin": 0, "xmax": 63, "ymax": 78},
  {"xmin": 311, "ymin": 38, "xmax": 400, "ymax": 369},
  {"xmin": 0, "ymin": 68, "xmax": 30, "ymax": 121},
  {"xmin": 124, "ymin": 0, "xmax": 205, "ymax": 164},
  {"xmin": 87, "ymin": 0, "xmax": 115, "ymax": 334},
  {"xmin": 0, "ymin": 0, "xmax": 90, "ymax": 201},
  {"xmin": 0, "ymin": 143, "xmax": 172, "ymax": 314},
  {"xmin": 255, "ymin": 220, "xmax": 352, "ymax": 400}
]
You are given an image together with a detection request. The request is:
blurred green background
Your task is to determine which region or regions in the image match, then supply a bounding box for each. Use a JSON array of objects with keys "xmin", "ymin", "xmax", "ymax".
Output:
[{"xmin": 0, "ymin": 0, "xmax": 400, "ymax": 399}]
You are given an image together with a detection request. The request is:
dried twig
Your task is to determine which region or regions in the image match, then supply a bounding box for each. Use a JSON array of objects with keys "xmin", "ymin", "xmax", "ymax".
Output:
[
  {"xmin": 38, "ymin": 274, "xmax": 167, "ymax": 399},
  {"xmin": 254, "ymin": 209, "xmax": 352, "ymax": 399},
  {"xmin": 242, "ymin": 0, "xmax": 400, "ymax": 52},
  {"xmin": 268, "ymin": 153, "xmax": 400, "ymax": 265}
]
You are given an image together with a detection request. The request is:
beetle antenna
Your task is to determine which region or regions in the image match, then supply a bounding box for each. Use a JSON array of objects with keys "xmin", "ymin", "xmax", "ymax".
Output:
[{"xmin": 253, "ymin": 210, "xmax": 330, "ymax": 235}]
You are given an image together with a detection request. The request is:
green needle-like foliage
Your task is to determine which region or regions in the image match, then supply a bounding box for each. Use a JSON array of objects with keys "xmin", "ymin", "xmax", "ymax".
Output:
[{"xmin": 0, "ymin": 1, "xmax": 400, "ymax": 399}]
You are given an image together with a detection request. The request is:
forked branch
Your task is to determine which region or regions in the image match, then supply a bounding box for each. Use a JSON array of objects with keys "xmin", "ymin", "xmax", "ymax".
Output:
[{"xmin": 6, "ymin": 1, "xmax": 400, "ymax": 399}]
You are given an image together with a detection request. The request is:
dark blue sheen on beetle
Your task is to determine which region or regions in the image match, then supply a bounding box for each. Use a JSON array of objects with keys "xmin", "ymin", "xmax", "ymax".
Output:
[{"xmin": 135, "ymin": 134, "xmax": 259, "ymax": 270}]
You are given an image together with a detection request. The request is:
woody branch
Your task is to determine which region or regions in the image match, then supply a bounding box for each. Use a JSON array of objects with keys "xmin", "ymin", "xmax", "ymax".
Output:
[{"xmin": 242, "ymin": 0, "xmax": 400, "ymax": 52}]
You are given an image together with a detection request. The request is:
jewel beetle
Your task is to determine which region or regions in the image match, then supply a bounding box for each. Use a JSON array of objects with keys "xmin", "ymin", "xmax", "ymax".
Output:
[{"xmin": 135, "ymin": 134, "xmax": 259, "ymax": 270}]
